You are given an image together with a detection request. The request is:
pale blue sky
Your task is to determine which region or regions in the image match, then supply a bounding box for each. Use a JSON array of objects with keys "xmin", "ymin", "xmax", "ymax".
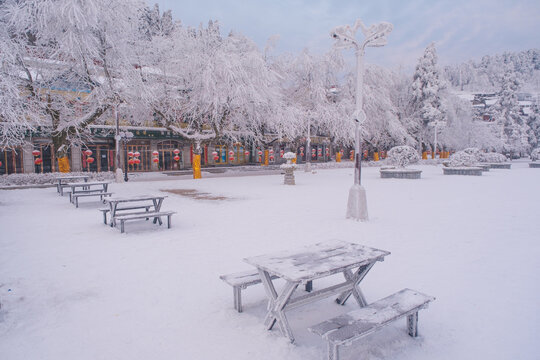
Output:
[{"xmin": 152, "ymin": 0, "xmax": 539, "ymax": 71}]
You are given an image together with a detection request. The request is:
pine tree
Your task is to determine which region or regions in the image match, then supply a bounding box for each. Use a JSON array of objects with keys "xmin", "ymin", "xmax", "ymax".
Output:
[
  {"xmin": 410, "ymin": 43, "xmax": 446, "ymax": 149},
  {"xmin": 493, "ymin": 65, "xmax": 530, "ymax": 155}
]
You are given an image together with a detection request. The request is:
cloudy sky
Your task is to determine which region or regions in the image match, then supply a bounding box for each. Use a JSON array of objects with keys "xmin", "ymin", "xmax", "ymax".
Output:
[{"xmin": 152, "ymin": 0, "xmax": 539, "ymax": 71}]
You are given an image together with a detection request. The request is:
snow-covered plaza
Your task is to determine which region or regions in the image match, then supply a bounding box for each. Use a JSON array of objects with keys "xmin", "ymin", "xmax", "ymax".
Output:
[{"xmin": 1, "ymin": 163, "xmax": 538, "ymax": 360}]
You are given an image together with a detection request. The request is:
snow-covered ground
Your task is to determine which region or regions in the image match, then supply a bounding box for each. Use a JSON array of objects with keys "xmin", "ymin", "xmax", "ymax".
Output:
[{"xmin": 1, "ymin": 161, "xmax": 539, "ymax": 360}]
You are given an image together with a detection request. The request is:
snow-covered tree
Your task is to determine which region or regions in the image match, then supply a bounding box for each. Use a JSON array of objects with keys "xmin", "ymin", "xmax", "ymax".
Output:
[
  {"xmin": 410, "ymin": 43, "xmax": 446, "ymax": 150},
  {"xmin": 493, "ymin": 65, "xmax": 530, "ymax": 155},
  {"xmin": 146, "ymin": 21, "xmax": 284, "ymax": 155},
  {"xmin": 2, "ymin": 0, "xmax": 145, "ymax": 161}
]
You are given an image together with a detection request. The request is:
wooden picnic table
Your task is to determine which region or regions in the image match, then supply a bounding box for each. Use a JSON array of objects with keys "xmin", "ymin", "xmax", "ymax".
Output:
[
  {"xmin": 56, "ymin": 175, "xmax": 90, "ymax": 196},
  {"xmin": 104, "ymin": 195, "xmax": 167, "ymax": 227},
  {"xmin": 243, "ymin": 240, "xmax": 390, "ymax": 343}
]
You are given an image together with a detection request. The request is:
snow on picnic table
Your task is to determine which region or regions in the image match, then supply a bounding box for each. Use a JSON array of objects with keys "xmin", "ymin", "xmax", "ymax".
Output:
[{"xmin": 1, "ymin": 162, "xmax": 539, "ymax": 360}]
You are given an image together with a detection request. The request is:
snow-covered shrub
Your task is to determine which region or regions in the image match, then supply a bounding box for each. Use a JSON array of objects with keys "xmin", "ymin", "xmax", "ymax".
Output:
[
  {"xmin": 463, "ymin": 147, "xmax": 481, "ymax": 158},
  {"xmin": 0, "ymin": 172, "xmax": 114, "ymax": 187},
  {"xmin": 448, "ymin": 151, "xmax": 477, "ymax": 167},
  {"xmin": 387, "ymin": 146, "xmax": 420, "ymax": 168},
  {"xmin": 531, "ymin": 148, "xmax": 540, "ymax": 161},
  {"xmin": 478, "ymin": 152, "xmax": 507, "ymax": 163}
]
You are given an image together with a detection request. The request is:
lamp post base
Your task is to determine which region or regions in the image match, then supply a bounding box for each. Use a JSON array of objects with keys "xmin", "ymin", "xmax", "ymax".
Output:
[
  {"xmin": 115, "ymin": 168, "xmax": 124, "ymax": 183},
  {"xmin": 346, "ymin": 184, "xmax": 369, "ymax": 221}
]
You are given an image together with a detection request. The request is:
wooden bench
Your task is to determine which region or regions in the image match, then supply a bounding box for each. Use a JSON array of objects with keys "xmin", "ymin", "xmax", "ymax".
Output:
[
  {"xmin": 113, "ymin": 211, "xmax": 176, "ymax": 233},
  {"xmin": 98, "ymin": 205, "xmax": 152, "ymax": 224},
  {"xmin": 309, "ymin": 288, "xmax": 435, "ymax": 360},
  {"xmin": 71, "ymin": 192, "xmax": 113, "ymax": 208},
  {"xmin": 220, "ymin": 270, "xmax": 313, "ymax": 313}
]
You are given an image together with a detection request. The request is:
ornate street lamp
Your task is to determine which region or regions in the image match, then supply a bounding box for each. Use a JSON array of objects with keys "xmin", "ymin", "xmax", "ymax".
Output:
[
  {"xmin": 330, "ymin": 20, "xmax": 393, "ymax": 221},
  {"xmin": 115, "ymin": 130, "xmax": 133, "ymax": 182}
]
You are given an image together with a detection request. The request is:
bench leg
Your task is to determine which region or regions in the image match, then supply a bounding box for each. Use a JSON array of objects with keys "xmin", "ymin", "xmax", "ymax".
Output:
[
  {"xmin": 75, "ymin": 197, "xmax": 79, "ymax": 208},
  {"xmin": 407, "ymin": 312, "xmax": 418, "ymax": 337},
  {"xmin": 327, "ymin": 342, "xmax": 339, "ymax": 360},
  {"xmin": 103, "ymin": 212, "xmax": 107, "ymax": 225},
  {"xmin": 233, "ymin": 286, "xmax": 242, "ymax": 313},
  {"xmin": 120, "ymin": 220, "xmax": 125, "ymax": 233},
  {"xmin": 304, "ymin": 280, "xmax": 313, "ymax": 292},
  {"xmin": 167, "ymin": 215, "xmax": 172, "ymax": 229}
]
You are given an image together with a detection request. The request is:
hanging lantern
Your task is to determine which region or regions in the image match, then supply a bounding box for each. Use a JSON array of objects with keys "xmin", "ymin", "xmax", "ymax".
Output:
[
  {"xmin": 244, "ymin": 150, "xmax": 250, "ymax": 156},
  {"xmin": 128, "ymin": 159, "xmax": 134, "ymax": 165},
  {"xmin": 152, "ymin": 151, "xmax": 159, "ymax": 156},
  {"xmin": 269, "ymin": 155, "xmax": 274, "ymax": 161},
  {"xmin": 173, "ymin": 149, "xmax": 180, "ymax": 155},
  {"xmin": 34, "ymin": 158, "xmax": 42, "ymax": 165},
  {"xmin": 212, "ymin": 151, "xmax": 218, "ymax": 156},
  {"xmin": 133, "ymin": 158, "xmax": 141, "ymax": 164},
  {"xmin": 84, "ymin": 149, "xmax": 93, "ymax": 156},
  {"xmin": 213, "ymin": 156, "xmax": 219, "ymax": 161},
  {"xmin": 86, "ymin": 157, "xmax": 95, "ymax": 164},
  {"xmin": 133, "ymin": 151, "xmax": 140, "ymax": 157},
  {"xmin": 32, "ymin": 150, "xmax": 41, "ymax": 156},
  {"xmin": 318, "ymin": 149, "xmax": 322, "ymax": 155},
  {"xmin": 269, "ymin": 149, "xmax": 274, "ymax": 155},
  {"xmin": 128, "ymin": 151, "xmax": 134, "ymax": 157},
  {"xmin": 152, "ymin": 157, "xmax": 159, "ymax": 163},
  {"xmin": 257, "ymin": 150, "xmax": 263, "ymax": 156},
  {"xmin": 174, "ymin": 155, "xmax": 180, "ymax": 161},
  {"xmin": 280, "ymin": 150, "xmax": 284, "ymax": 157},
  {"xmin": 0, "ymin": 161, "xmax": 2, "ymax": 167},
  {"xmin": 229, "ymin": 156, "xmax": 234, "ymax": 161},
  {"xmin": 300, "ymin": 146, "xmax": 304, "ymax": 152}
]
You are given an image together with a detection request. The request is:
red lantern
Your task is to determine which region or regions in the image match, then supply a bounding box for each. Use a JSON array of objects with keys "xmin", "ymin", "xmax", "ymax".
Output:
[
  {"xmin": 133, "ymin": 151, "xmax": 140, "ymax": 157},
  {"xmin": 32, "ymin": 150, "xmax": 41, "ymax": 156},
  {"xmin": 280, "ymin": 150, "xmax": 284, "ymax": 157},
  {"xmin": 229, "ymin": 150, "xmax": 234, "ymax": 156},
  {"xmin": 270, "ymin": 155, "xmax": 274, "ymax": 161},
  {"xmin": 258, "ymin": 150, "xmax": 262, "ymax": 156},
  {"xmin": 0, "ymin": 161, "xmax": 2, "ymax": 167},
  {"xmin": 229, "ymin": 157, "xmax": 234, "ymax": 161},
  {"xmin": 269, "ymin": 149, "xmax": 274, "ymax": 154},
  {"xmin": 128, "ymin": 159, "xmax": 134, "ymax": 165},
  {"xmin": 300, "ymin": 146, "xmax": 304, "ymax": 151},
  {"xmin": 84, "ymin": 149, "xmax": 93, "ymax": 156},
  {"xmin": 128, "ymin": 151, "xmax": 134, "ymax": 157},
  {"xmin": 244, "ymin": 150, "xmax": 250, "ymax": 156},
  {"xmin": 152, "ymin": 157, "xmax": 159, "ymax": 163},
  {"xmin": 86, "ymin": 157, "xmax": 95, "ymax": 164},
  {"xmin": 152, "ymin": 151, "xmax": 159, "ymax": 156},
  {"xmin": 34, "ymin": 158, "xmax": 43, "ymax": 165},
  {"xmin": 174, "ymin": 155, "xmax": 180, "ymax": 161},
  {"xmin": 213, "ymin": 156, "xmax": 219, "ymax": 161},
  {"xmin": 300, "ymin": 152, "xmax": 304, "ymax": 157},
  {"xmin": 133, "ymin": 158, "xmax": 141, "ymax": 164},
  {"xmin": 173, "ymin": 149, "xmax": 180, "ymax": 155},
  {"xmin": 212, "ymin": 151, "xmax": 218, "ymax": 156}
]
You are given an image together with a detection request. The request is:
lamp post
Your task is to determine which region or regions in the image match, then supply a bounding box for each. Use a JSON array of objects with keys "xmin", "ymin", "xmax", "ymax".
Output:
[
  {"xmin": 115, "ymin": 130, "xmax": 133, "ymax": 182},
  {"xmin": 330, "ymin": 19, "xmax": 392, "ymax": 221}
]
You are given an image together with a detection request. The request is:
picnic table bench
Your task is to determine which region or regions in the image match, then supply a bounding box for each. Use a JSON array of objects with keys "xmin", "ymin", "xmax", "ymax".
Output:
[
  {"xmin": 220, "ymin": 270, "xmax": 313, "ymax": 313},
  {"xmin": 67, "ymin": 181, "xmax": 111, "ymax": 208},
  {"xmin": 309, "ymin": 288, "xmax": 435, "ymax": 360},
  {"xmin": 243, "ymin": 240, "xmax": 390, "ymax": 343},
  {"xmin": 104, "ymin": 195, "xmax": 175, "ymax": 233},
  {"xmin": 56, "ymin": 175, "xmax": 90, "ymax": 196}
]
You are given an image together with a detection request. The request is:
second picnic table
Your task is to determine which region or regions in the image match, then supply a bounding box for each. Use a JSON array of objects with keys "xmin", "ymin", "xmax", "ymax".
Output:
[
  {"xmin": 103, "ymin": 194, "xmax": 167, "ymax": 226},
  {"xmin": 243, "ymin": 240, "xmax": 390, "ymax": 343},
  {"xmin": 67, "ymin": 181, "xmax": 111, "ymax": 207}
]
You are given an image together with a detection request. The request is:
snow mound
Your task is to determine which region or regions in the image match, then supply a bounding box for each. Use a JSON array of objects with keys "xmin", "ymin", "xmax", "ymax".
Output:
[{"xmin": 387, "ymin": 146, "xmax": 420, "ymax": 168}]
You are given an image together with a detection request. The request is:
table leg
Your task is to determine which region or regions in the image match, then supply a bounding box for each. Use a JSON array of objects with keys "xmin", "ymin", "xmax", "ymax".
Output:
[
  {"xmin": 335, "ymin": 262, "xmax": 376, "ymax": 306},
  {"xmin": 258, "ymin": 269, "xmax": 299, "ymax": 343},
  {"xmin": 152, "ymin": 198, "xmax": 163, "ymax": 225},
  {"xmin": 110, "ymin": 202, "xmax": 118, "ymax": 227}
]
